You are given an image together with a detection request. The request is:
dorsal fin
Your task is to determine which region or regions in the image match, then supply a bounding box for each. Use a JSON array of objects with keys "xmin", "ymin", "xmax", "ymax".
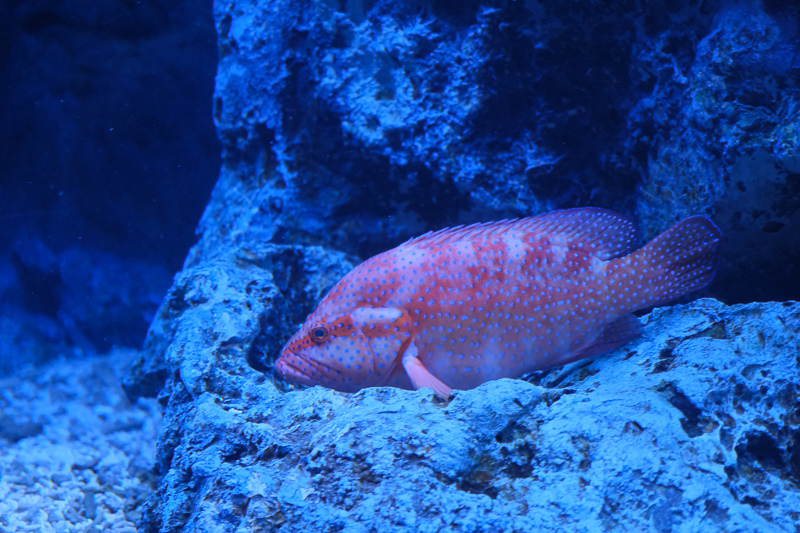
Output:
[
  {"xmin": 401, "ymin": 208, "xmax": 637, "ymax": 260},
  {"xmin": 402, "ymin": 219, "xmax": 516, "ymax": 248},
  {"xmin": 518, "ymin": 208, "xmax": 637, "ymax": 260}
]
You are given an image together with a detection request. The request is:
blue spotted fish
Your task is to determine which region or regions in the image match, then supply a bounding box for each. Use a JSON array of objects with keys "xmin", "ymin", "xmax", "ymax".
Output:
[{"xmin": 276, "ymin": 208, "xmax": 721, "ymax": 398}]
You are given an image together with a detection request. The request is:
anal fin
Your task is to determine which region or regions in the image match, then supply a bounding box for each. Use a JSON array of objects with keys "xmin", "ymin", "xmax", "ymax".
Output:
[{"xmin": 576, "ymin": 313, "xmax": 643, "ymax": 360}]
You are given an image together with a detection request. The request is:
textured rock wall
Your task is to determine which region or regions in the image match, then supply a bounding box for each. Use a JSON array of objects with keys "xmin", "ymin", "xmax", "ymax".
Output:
[
  {"xmin": 628, "ymin": 3, "xmax": 800, "ymax": 302},
  {"xmin": 199, "ymin": 0, "xmax": 800, "ymax": 302}
]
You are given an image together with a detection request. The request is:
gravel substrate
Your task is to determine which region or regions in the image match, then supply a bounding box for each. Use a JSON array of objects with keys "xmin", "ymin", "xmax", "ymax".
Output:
[{"xmin": 0, "ymin": 348, "xmax": 160, "ymax": 532}]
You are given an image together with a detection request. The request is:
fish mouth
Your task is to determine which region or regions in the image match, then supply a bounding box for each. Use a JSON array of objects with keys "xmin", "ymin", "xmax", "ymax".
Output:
[{"xmin": 274, "ymin": 350, "xmax": 329, "ymax": 387}]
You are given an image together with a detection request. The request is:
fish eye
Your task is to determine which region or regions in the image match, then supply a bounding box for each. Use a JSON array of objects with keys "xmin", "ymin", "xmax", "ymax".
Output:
[{"xmin": 309, "ymin": 323, "xmax": 330, "ymax": 343}]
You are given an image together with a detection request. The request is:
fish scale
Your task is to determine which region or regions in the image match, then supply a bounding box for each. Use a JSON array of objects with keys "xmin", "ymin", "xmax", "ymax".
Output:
[{"xmin": 276, "ymin": 208, "xmax": 721, "ymax": 398}]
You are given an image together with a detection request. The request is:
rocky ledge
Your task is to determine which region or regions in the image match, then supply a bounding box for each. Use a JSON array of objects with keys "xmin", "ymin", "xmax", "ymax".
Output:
[{"xmin": 131, "ymin": 297, "xmax": 799, "ymax": 532}]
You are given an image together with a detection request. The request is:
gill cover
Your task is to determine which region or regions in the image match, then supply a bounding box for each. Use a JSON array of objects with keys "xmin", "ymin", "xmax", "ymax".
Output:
[{"xmin": 348, "ymin": 306, "xmax": 412, "ymax": 384}]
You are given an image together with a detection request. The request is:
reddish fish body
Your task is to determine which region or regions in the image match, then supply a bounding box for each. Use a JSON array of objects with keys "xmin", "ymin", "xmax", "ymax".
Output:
[{"xmin": 276, "ymin": 208, "xmax": 721, "ymax": 398}]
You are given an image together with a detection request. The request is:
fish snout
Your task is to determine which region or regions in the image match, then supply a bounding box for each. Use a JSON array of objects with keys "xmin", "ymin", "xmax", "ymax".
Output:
[
  {"xmin": 275, "ymin": 351, "xmax": 302, "ymax": 379},
  {"xmin": 274, "ymin": 350, "xmax": 327, "ymax": 388}
]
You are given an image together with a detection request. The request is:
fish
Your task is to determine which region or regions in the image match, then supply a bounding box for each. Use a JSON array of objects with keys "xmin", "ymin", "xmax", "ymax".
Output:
[{"xmin": 275, "ymin": 208, "xmax": 721, "ymax": 398}]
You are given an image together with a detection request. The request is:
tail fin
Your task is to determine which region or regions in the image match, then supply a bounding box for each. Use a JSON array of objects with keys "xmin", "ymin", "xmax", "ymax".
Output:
[{"xmin": 628, "ymin": 216, "xmax": 722, "ymax": 309}]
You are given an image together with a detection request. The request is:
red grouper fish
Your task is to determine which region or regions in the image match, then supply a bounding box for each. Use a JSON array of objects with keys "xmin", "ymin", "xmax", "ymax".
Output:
[{"xmin": 276, "ymin": 208, "xmax": 721, "ymax": 398}]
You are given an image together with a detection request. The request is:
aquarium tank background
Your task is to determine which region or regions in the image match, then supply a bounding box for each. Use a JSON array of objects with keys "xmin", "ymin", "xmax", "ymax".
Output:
[{"xmin": 1, "ymin": 0, "xmax": 799, "ymax": 531}]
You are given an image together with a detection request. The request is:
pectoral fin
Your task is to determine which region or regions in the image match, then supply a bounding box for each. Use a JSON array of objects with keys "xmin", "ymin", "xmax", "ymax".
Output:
[{"xmin": 401, "ymin": 340, "xmax": 453, "ymax": 399}]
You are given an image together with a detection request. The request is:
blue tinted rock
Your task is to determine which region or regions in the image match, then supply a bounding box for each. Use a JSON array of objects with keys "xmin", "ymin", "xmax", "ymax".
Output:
[
  {"xmin": 137, "ymin": 298, "xmax": 800, "ymax": 532},
  {"xmin": 630, "ymin": 4, "xmax": 800, "ymax": 301}
]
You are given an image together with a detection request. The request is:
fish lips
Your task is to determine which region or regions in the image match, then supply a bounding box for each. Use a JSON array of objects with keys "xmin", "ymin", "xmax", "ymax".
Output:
[{"xmin": 274, "ymin": 350, "xmax": 331, "ymax": 388}]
